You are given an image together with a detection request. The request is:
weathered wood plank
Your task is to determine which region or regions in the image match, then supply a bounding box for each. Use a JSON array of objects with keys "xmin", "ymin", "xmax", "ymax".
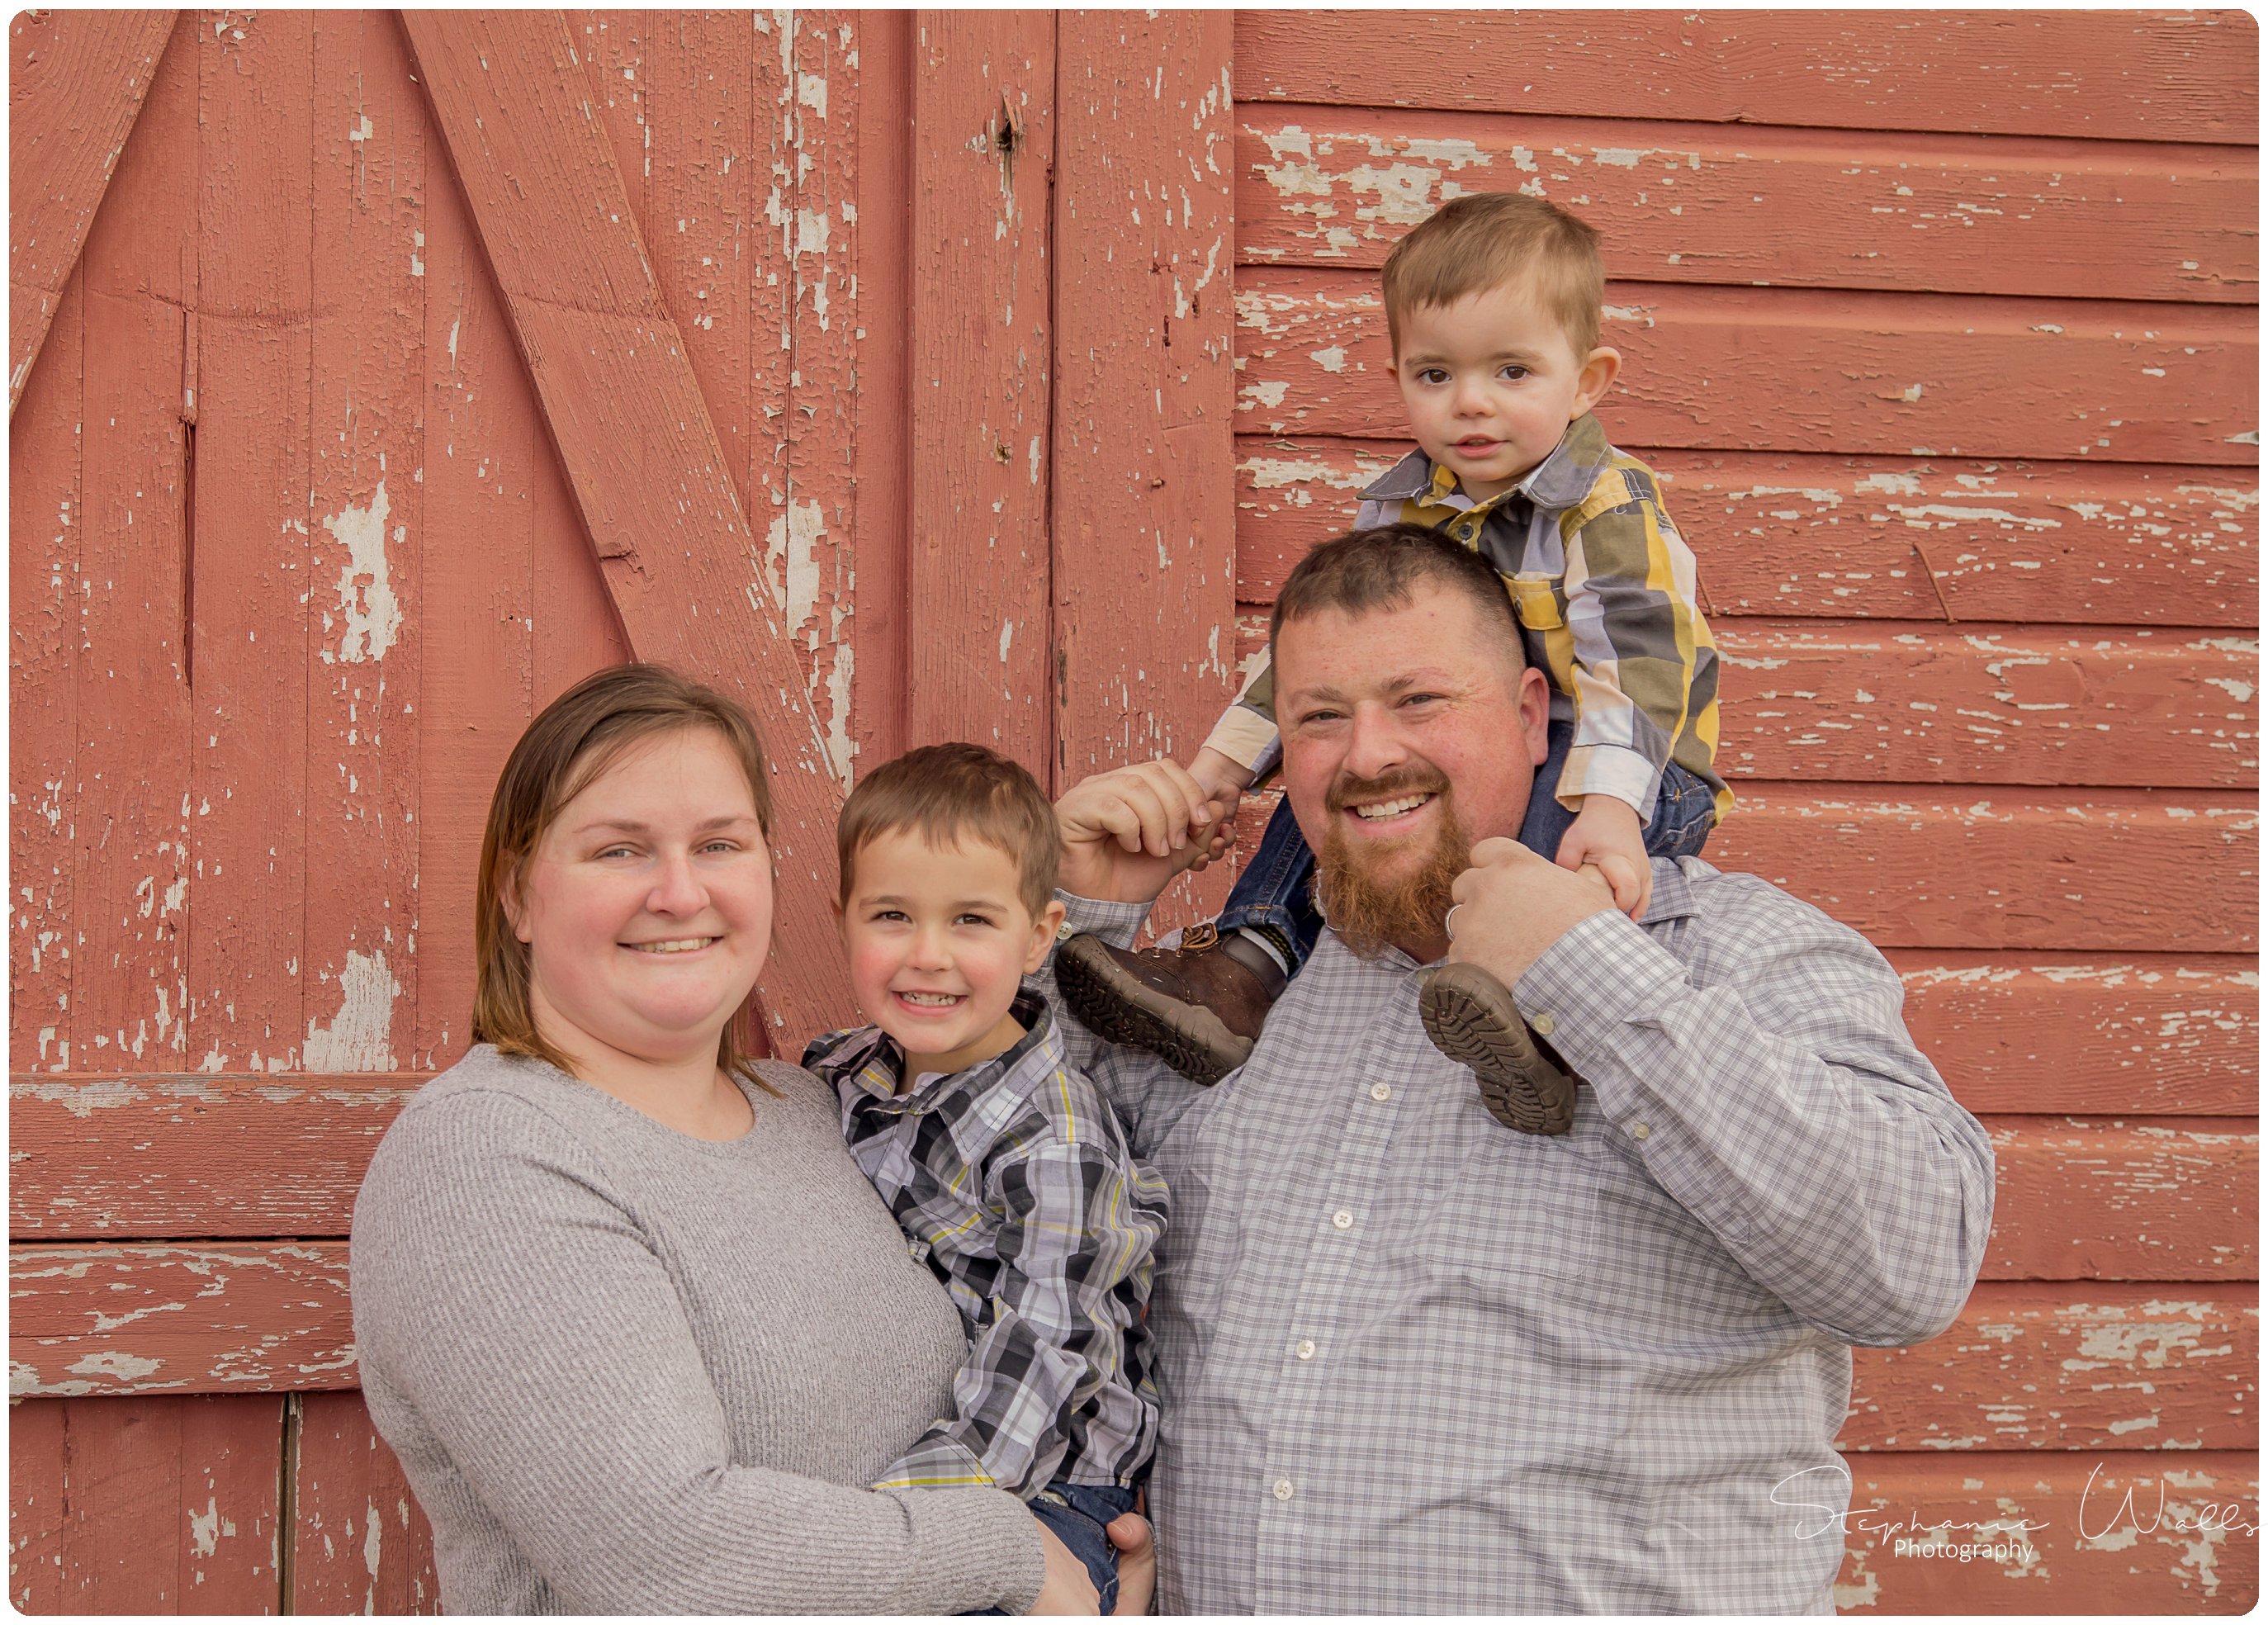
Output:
[
  {"xmin": 1715, "ymin": 623, "xmax": 2255, "ymax": 789},
  {"xmin": 9, "ymin": 1394, "xmax": 65, "ymax": 1612},
  {"xmin": 4, "ymin": 1395, "xmax": 284, "ymax": 1613},
  {"xmin": 1836, "ymin": 1452, "xmax": 2257, "ymax": 1613},
  {"xmin": 1052, "ymin": 11, "xmax": 1238, "ymax": 945},
  {"xmin": 188, "ymin": 10, "xmax": 315, "ymax": 1074},
  {"xmin": 906, "ymin": 11, "xmax": 1056, "ymax": 776},
  {"xmin": 10, "ymin": 1073, "xmax": 424, "ymax": 1239},
  {"xmin": 9, "ymin": 263, "xmax": 83, "ymax": 1073},
  {"xmin": 291, "ymin": 1390, "xmax": 438, "ymax": 1614},
  {"xmin": 7, "ymin": 8, "xmax": 178, "ymax": 413},
  {"xmin": 848, "ymin": 10, "xmax": 914, "ymax": 772},
  {"xmin": 1234, "ymin": 272, "xmax": 2258, "ymax": 465},
  {"xmin": 400, "ymin": 9, "xmax": 854, "ymax": 1046},
  {"xmin": 1233, "ymin": 12, "xmax": 2261, "ymax": 146},
  {"xmin": 407, "ymin": 30, "xmax": 542, "ymax": 1073},
  {"xmin": 1892, "ymin": 955, "xmax": 2259, "ymax": 1117},
  {"xmin": 1235, "ymin": 610, "xmax": 2258, "ymax": 787},
  {"xmin": 13, "ymin": 1118, "xmax": 2250, "ymax": 1389},
  {"xmin": 12, "ymin": 1244, "xmax": 356, "ymax": 1397},
  {"xmin": 781, "ymin": 9, "xmax": 864, "ymax": 787},
  {"xmin": 1841, "ymin": 1283, "xmax": 2256, "ymax": 1452},
  {"xmin": 1983, "ymin": 1117, "xmax": 2257, "ymax": 1283},
  {"xmin": 1238, "ymin": 111, "xmax": 2256, "ymax": 304},
  {"xmin": 305, "ymin": 12, "xmax": 425, "ymax": 1079},
  {"xmin": 1704, "ymin": 788, "xmax": 2256, "ymax": 954},
  {"xmin": 69, "ymin": 10, "xmax": 196, "ymax": 1076},
  {"xmin": 1233, "ymin": 439, "xmax": 2261, "ymax": 628}
]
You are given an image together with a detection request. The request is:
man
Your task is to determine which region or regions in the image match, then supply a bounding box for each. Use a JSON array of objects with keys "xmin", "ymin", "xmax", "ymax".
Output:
[{"xmin": 1039, "ymin": 524, "xmax": 1995, "ymax": 1612}]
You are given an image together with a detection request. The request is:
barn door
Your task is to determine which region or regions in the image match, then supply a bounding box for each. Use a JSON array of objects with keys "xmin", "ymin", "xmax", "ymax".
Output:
[{"xmin": 9, "ymin": 8, "xmax": 1233, "ymax": 1609}]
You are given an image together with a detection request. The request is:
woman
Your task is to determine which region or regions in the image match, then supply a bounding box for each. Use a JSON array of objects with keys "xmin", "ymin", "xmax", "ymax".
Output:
[{"xmin": 350, "ymin": 665, "xmax": 1147, "ymax": 1613}]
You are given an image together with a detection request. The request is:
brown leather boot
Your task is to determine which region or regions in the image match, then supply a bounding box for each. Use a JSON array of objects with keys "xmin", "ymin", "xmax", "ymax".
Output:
[
  {"xmin": 1054, "ymin": 923, "xmax": 1286, "ymax": 1086},
  {"xmin": 1416, "ymin": 962, "xmax": 1579, "ymax": 1135}
]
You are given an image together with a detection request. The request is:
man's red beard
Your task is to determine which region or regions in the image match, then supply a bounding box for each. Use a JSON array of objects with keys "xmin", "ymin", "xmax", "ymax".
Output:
[{"xmin": 1311, "ymin": 770, "xmax": 1471, "ymax": 960}]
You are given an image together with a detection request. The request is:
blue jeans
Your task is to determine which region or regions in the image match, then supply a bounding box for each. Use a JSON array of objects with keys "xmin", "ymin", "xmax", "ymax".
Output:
[
  {"xmin": 971, "ymin": 1481, "xmax": 1136, "ymax": 1613},
  {"xmin": 1217, "ymin": 717, "xmax": 1717, "ymax": 974}
]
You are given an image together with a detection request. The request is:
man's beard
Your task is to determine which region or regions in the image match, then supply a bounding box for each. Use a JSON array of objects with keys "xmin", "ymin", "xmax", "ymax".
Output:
[{"xmin": 1310, "ymin": 770, "xmax": 1471, "ymax": 961}]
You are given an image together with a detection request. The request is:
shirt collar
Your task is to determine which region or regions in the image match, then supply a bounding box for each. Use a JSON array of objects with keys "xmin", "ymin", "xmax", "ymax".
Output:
[
  {"xmin": 1356, "ymin": 414, "xmax": 1611, "ymax": 517},
  {"xmin": 808, "ymin": 990, "xmax": 1062, "ymax": 1117}
]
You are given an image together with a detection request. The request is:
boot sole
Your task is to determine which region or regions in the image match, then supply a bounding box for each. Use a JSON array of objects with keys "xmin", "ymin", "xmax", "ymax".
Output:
[
  {"xmin": 1055, "ymin": 936, "xmax": 1253, "ymax": 1087},
  {"xmin": 1418, "ymin": 962, "xmax": 1578, "ymax": 1135}
]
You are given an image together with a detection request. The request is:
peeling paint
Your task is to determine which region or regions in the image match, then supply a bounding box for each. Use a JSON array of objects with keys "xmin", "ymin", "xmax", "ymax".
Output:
[
  {"xmin": 301, "ymin": 950, "xmax": 401, "ymax": 1073},
  {"xmin": 318, "ymin": 481, "xmax": 403, "ymax": 665}
]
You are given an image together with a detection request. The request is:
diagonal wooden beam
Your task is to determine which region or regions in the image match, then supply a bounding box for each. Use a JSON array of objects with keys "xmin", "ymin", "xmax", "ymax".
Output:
[
  {"xmin": 7, "ymin": 8, "xmax": 178, "ymax": 415},
  {"xmin": 398, "ymin": 9, "xmax": 852, "ymax": 1047}
]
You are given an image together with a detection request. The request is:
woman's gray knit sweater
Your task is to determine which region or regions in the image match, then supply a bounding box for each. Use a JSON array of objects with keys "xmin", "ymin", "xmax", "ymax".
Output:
[{"xmin": 349, "ymin": 1045, "xmax": 1047, "ymax": 1614}]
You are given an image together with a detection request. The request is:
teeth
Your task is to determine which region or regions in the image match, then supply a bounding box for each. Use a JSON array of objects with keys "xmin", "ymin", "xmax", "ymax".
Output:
[
  {"xmin": 633, "ymin": 937, "xmax": 715, "ymax": 954},
  {"xmin": 1355, "ymin": 793, "xmax": 1432, "ymax": 821},
  {"xmin": 898, "ymin": 992, "xmax": 963, "ymax": 1007}
]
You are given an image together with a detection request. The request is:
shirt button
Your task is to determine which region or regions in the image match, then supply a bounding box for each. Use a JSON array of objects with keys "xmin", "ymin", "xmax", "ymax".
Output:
[
  {"xmin": 1295, "ymin": 1338, "xmax": 1317, "ymax": 1361},
  {"xmin": 1631, "ymin": 1121, "xmax": 1652, "ymax": 1140},
  {"xmin": 1370, "ymin": 1082, "xmax": 1392, "ymax": 1102},
  {"xmin": 1532, "ymin": 1011, "xmax": 1558, "ymax": 1036},
  {"xmin": 1272, "ymin": 1477, "xmax": 1295, "ymax": 1501},
  {"xmin": 1331, "ymin": 1209, "xmax": 1354, "ymax": 1230}
]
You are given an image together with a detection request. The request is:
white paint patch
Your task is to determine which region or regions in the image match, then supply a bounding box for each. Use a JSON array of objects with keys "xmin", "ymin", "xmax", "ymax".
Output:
[
  {"xmin": 1241, "ymin": 380, "xmax": 1289, "ymax": 409},
  {"xmin": 999, "ymin": 621, "xmax": 1016, "ymax": 663},
  {"xmin": 767, "ymin": 499, "xmax": 827, "ymax": 636},
  {"xmin": 69, "ymin": 1350, "xmax": 163, "ymax": 1382},
  {"xmin": 301, "ymin": 949, "xmax": 401, "ymax": 1072},
  {"xmin": 348, "ymin": 115, "xmax": 373, "ymax": 143},
  {"xmin": 319, "ymin": 482, "xmax": 403, "ymax": 665},
  {"xmin": 190, "ymin": 1497, "xmax": 223, "ymax": 1557},
  {"xmin": 364, "ymin": 1502, "xmax": 384, "ymax": 1578},
  {"xmin": 1309, "ymin": 346, "xmax": 1347, "ymax": 373},
  {"xmin": 798, "ymin": 72, "xmax": 828, "ymax": 116}
]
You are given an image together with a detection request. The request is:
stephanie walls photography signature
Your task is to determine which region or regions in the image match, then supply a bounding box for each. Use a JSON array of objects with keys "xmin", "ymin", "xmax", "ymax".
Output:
[{"xmin": 1769, "ymin": 1462, "xmax": 2260, "ymax": 1549}]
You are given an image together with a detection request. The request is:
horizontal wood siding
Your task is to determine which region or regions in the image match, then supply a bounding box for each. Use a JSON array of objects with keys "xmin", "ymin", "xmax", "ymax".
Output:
[{"xmin": 1230, "ymin": 9, "xmax": 2257, "ymax": 1613}]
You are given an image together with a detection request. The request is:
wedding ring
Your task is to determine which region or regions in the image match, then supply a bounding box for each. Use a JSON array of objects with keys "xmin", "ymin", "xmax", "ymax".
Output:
[{"xmin": 1443, "ymin": 903, "xmax": 1463, "ymax": 941}]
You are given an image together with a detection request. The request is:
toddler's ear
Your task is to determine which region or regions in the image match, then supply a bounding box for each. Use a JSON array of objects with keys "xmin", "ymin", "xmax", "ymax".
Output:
[{"xmin": 1574, "ymin": 346, "xmax": 1622, "ymax": 415}]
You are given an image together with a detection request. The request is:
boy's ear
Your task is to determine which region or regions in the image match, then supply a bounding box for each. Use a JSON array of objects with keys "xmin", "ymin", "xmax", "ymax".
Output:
[
  {"xmin": 1025, "ymin": 898, "xmax": 1068, "ymax": 972},
  {"xmin": 1573, "ymin": 346, "xmax": 1621, "ymax": 417}
]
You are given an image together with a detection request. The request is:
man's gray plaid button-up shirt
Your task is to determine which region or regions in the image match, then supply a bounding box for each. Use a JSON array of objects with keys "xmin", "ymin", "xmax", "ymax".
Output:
[{"xmin": 1041, "ymin": 857, "xmax": 1994, "ymax": 1613}]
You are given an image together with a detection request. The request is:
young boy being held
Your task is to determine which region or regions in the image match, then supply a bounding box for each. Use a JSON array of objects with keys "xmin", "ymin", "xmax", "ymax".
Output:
[
  {"xmin": 803, "ymin": 742, "xmax": 1165, "ymax": 1611},
  {"xmin": 1058, "ymin": 192, "xmax": 1730, "ymax": 1137}
]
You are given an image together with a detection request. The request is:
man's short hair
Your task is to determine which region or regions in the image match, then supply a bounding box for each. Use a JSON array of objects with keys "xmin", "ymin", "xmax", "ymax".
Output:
[
  {"xmin": 836, "ymin": 741, "xmax": 1059, "ymax": 918},
  {"xmin": 1270, "ymin": 524, "xmax": 1526, "ymax": 670},
  {"xmin": 1382, "ymin": 192, "xmax": 1604, "ymax": 358}
]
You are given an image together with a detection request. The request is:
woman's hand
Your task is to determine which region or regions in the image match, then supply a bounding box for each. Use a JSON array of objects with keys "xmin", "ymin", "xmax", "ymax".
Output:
[
  {"xmin": 1027, "ymin": 1518, "xmax": 1101, "ymax": 1614},
  {"xmin": 1106, "ymin": 1509, "xmax": 1156, "ymax": 1616}
]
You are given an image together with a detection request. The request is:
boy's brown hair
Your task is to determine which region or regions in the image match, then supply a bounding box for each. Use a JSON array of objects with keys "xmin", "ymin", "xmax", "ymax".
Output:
[
  {"xmin": 1381, "ymin": 192, "xmax": 1605, "ymax": 358},
  {"xmin": 473, "ymin": 662, "xmax": 778, "ymax": 1087},
  {"xmin": 836, "ymin": 742, "xmax": 1059, "ymax": 918}
]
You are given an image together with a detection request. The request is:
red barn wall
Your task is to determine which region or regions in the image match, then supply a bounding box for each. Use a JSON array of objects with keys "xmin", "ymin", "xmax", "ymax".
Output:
[{"xmin": 8, "ymin": 8, "xmax": 2256, "ymax": 1613}]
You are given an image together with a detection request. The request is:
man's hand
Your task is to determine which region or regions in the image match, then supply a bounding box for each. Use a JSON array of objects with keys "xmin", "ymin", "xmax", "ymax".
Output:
[
  {"xmin": 1105, "ymin": 1509, "xmax": 1157, "ymax": 1615},
  {"xmin": 1056, "ymin": 759, "xmax": 1227, "ymax": 904},
  {"xmin": 1554, "ymin": 794, "xmax": 1650, "ymax": 920},
  {"xmin": 1447, "ymin": 836, "xmax": 1620, "ymax": 988}
]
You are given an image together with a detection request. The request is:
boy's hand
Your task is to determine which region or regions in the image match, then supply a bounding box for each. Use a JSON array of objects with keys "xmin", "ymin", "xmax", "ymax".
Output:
[
  {"xmin": 1553, "ymin": 794, "xmax": 1651, "ymax": 920},
  {"xmin": 1182, "ymin": 746, "xmax": 1255, "ymax": 873}
]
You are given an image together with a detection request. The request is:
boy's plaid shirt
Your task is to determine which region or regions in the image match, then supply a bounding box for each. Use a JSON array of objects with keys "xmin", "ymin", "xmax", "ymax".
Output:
[{"xmin": 802, "ymin": 993, "xmax": 1166, "ymax": 1498}]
